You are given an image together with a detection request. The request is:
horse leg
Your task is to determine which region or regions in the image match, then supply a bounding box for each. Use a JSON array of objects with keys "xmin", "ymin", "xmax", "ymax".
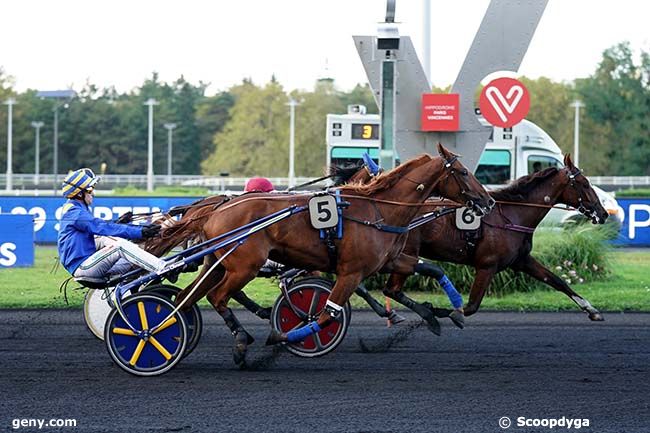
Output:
[
  {"xmin": 354, "ymin": 283, "xmax": 406, "ymax": 324},
  {"xmin": 382, "ymin": 273, "xmax": 442, "ymax": 336},
  {"xmin": 266, "ymin": 273, "xmax": 362, "ymax": 345},
  {"xmin": 205, "ymin": 269, "xmax": 260, "ymax": 366},
  {"xmin": 232, "ymin": 291, "xmax": 271, "ymax": 320},
  {"xmin": 464, "ymin": 267, "xmax": 497, "ymax": 316},
  {"xmin": 513, "ymin": 255, "xmax": 603, "ymax": 321},
  {"xmin": 414, "ymin": 261, "xmax": 464, "ymax": 329}
]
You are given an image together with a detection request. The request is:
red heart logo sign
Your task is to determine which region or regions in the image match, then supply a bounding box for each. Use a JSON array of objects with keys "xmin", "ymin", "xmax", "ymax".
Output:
[{"xmin": 479, "ymin": 77, "xmax": 530, "ymax": 128}]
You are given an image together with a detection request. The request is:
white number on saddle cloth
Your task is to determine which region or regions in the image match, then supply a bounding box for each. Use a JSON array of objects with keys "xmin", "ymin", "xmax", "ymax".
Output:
[
  {"xmin": 455, "ymin": 207, "xmax": 481, "ymax": 230},
  {"xmin": 308, "ymin": 195, "xmax": 339, "ymax": 229}
]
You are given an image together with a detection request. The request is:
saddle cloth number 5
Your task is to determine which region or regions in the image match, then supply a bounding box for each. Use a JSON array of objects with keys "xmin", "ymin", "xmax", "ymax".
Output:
[
  {"xmin": 455, "ymin": 207, "xmax": 481, "ymax": 230},
  {"xmin": 309, "ymin": 195, "xmax": 339, "ymax": 229}
]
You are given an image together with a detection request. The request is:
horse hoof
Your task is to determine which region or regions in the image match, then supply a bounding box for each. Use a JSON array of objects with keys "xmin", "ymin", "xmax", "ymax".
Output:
[
  {"xmin": 388, "ymin": 311, "xmax": 406, "ymax": 325},
  {"xmin": 256, "ymin": 307, "xmax": 272, "ymax": 321},
  {"xmin": 233, "ymin": 344, "xmax": 247, "ymax": 365},
  {"xmin": 589, "ymin": 312, "xmax": 605, "ymax": 321},
  {"xmin": 233, "ymin": 333, "xmax": 251, "ymax": 365},
  {"xmin": 425, "ymin": 317, "xmax": 442, "ymax": 336},
  {"xmin": 449, "ymin": 310, "xmax": 465, "ymax": 329},
  {"xmin": 265, "ymin": 329, "xmax": 286, "ymax": 346}
]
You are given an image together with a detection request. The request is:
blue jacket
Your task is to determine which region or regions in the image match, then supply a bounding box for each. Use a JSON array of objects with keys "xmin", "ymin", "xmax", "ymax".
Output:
[{"xmin": 57, "ymin": 200, "xmax": 144, "ymax": 274}]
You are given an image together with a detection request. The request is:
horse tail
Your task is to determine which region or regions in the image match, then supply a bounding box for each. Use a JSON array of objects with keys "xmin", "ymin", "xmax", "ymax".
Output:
[{"xmin": 143, "ymin": 205, "xmax": 215, "ymax": 256}]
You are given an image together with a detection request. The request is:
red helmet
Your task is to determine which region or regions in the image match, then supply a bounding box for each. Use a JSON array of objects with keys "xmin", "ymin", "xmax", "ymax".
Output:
[{"xmin": 244, "ymin": 177, "xmax": 274, "ymax": 193}]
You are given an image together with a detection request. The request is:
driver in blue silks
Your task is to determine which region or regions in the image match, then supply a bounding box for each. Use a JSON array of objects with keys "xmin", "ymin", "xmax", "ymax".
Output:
[{"xmin": 57, "ymin": 168, "xmax": 167, "ymax": 280}]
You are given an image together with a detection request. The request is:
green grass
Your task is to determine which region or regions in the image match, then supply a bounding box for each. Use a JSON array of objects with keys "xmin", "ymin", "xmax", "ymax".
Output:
[
  {"xmin": 107, "ymin": 185, "xmax": 209, "ymax": 197},
  {"xmin": 0, "ymin": 246, "xmax": 648, "ymax": 312},
  {"xmin": 614, "ymin": 188, "xmax": 650, "ymax": 198}
]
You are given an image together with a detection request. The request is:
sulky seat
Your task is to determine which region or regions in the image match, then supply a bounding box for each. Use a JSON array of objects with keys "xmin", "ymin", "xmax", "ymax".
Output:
[{"xmin": 74, "ymin": 276, "xmax": 110, "ymax": 290}]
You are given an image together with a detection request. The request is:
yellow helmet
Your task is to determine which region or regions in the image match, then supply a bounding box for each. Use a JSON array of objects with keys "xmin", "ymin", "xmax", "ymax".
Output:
[{"xmin": 61, "ymin": 168, "xmax": 99, "ymax": 198}]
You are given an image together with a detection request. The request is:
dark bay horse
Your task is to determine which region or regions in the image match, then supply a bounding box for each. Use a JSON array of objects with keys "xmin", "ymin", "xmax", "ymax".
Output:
[
  {"xmin": 162, "ymin": 145, "xmax": 493, "ymax": 364},
  {"xmin": 381, "ymin": 154, "xmax": 609, "ymax": 321}
]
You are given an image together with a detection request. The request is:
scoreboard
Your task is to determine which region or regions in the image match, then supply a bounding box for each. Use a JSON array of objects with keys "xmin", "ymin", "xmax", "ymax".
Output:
[{"xmin": 326, "ymin": 105, "xmax": 380, "ymax": 169}]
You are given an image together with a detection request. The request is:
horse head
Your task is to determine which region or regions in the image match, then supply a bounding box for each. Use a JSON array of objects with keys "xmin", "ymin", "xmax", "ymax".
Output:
[
  {"xmin": 558, "ymin": 154, "xmax": 608, "ymax": 224},
  {"xmin": 435, "ymin": 143, "xmax": 495, "ymax": 216}
]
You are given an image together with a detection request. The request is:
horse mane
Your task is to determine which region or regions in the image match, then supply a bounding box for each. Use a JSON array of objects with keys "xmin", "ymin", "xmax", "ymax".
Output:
[
  {"xmin": 343, "ymin": 154, "xmax": 432, "ymax": 196},
  {"xmin": 490, "ymin": 167, "xmax": 560, "ymax": 201},
  {"xmin": 329, "ymin": 161, "xmax": 364, "ymax": 186}
]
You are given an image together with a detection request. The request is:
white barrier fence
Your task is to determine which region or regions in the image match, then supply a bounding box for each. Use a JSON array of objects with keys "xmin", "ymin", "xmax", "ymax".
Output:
[
  {"xmin": 0, "ymin": 174, "xmax": 326, "ymax": 193},
  {"xmin": 0, "ymin": 173, "xmax": 649, "ymax": 193}
]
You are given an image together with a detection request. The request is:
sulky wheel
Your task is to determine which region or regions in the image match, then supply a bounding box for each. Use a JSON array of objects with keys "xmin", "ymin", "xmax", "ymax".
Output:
[
  {"xmin": 83, "ymin": 289, "xmax": 114, "ymax": 340},
  {"xmin": 83, "ymin": 287, "xmax": 132, "ymax": 341},
  {"xmin": 104, "ymin": 293, "xmax": 187, "ymax": 376},
  {"xmin": 143, "ymin": 284, "xmax": 203, "ymax": 358},
  {"xmin": 270, "ymin": 277, "xmax": 351, "ymax": 358}
]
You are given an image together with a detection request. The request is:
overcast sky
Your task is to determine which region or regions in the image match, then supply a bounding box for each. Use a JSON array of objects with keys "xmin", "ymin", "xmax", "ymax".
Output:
[{"xmin": 1, "ymin": 0, "xmax": 648, "ymax": 95}]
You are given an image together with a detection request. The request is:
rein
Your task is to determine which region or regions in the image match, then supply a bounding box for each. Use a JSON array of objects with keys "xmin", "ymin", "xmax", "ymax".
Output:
[
  {"xmin": 286, "ymin": 174, "xmax": 334, "ymax": 191},
  {"xmin": 494, "ymin": 200, "xmax": 574, "ymax": 211},
  {"xmin": 482, "ymin": 204, "xmax": 536, "ymax": 234},
  {"xmin": 120, "ymin": 197, "xmax": 231, "ymax": 222},
  {"xmin": 337, "ymin": 193, "xmax": 460, "ymax": 207},
  {"xmin": 217, "ymin": 191, "xmax": 458, "ymax": 213}
]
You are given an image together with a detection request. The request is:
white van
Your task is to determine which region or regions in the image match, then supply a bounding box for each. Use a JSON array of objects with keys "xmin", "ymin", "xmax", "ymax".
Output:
[{"xmin": 475, "ymin": 118, "xmax": 622, "ymax": 227}]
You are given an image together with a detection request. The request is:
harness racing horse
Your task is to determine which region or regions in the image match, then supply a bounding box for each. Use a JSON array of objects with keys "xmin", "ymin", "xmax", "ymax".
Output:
[
  {"xmin": 164, "ymin": 145, "xmax": 494, "ymax": 365},
  {"xmin": 380, "ymin": 154, "xmax": 610, "ymax": 321},
  {"xmin": 141, "ymin": 160, "xmax": 405, "ymax": 322}
]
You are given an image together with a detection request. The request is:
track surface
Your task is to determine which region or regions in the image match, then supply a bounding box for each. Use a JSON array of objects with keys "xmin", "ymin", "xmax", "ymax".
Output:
[{"xmin": 1, "ymin": 309, "xmax": 649, "ymax": 433}]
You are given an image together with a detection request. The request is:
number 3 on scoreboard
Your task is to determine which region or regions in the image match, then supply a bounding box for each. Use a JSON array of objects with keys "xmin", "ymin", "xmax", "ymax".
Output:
[
  {"xmin": 308, "ymin": 195, "xmax": 339, "ymax": 229},
  {"xmin": 362, "ymin": 125, "xmax": 373, "ymax": 139}
]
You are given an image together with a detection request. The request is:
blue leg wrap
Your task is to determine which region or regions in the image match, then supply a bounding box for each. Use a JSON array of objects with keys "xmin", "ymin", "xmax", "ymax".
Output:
[
  {"xmin": 439, "ymin": 275, "xmax": 463, "ymax": 309},
  {"xmin": 286, "ymin": 322, "xmax": 322, "ymax": 343}
]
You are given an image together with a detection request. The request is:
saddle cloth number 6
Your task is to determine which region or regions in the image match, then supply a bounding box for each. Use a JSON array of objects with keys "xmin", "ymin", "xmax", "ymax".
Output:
[{"xmin": 455, "ymin": 207, "xmax": 481, "ymax": 230}]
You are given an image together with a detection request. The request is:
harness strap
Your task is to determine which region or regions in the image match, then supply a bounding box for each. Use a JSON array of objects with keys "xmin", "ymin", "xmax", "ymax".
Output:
[
  {"xmin": 408, "ymin": 207, "xmax": 457, "ymax": 230},
  {"xmin": 343, "ymin": 215, "xmax": 409, "ymax": 234},
  {"xmin": 482, "ymin": 220, "xmax": 535, "ymax": 234},
  {"xmin": 318, "ymin": 190, "xmax": 345, "ymax": 271},
  {"xmin": 338, "ymin": 193, "xmax": 461, "ymax": 208}
]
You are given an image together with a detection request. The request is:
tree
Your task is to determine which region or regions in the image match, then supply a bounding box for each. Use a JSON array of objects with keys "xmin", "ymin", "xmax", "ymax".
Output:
[
  {"xmin": 202, "ymin": 79, "xmax": 290, "ymax": 176},
  {"xmin": 195, "ymin": 91, "xmax": 234, "ymax": 160},
  {"xmin": 291, "ymin": 80, "xmax": 346, "ymax": 176},
  {"xmin": 519, "ymin": 76, "xmax": 573, "ymax": 155},
  {"xmin": 0, "ymin": 67, "xmax": 15, "ymax": 172},
  {"xmin": 340, "ymin": 83, "xmax": 378, "ymax": 114},
  {"xmin": 575, "ymin": 42, "xmax": 650, "ymax": 175}
]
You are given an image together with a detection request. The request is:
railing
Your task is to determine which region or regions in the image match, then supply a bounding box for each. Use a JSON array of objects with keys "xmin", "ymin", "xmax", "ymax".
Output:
[
  {"xmin": 589, "ymin": 176, "xmax": 650, "ymax": 188},
  {"xmin": 1, "ymin": 173, "xmax": 649, "ymax": 194},
  {"xmin": 0, "ymin": 173, "xmax": 328, "ymax": 193}
]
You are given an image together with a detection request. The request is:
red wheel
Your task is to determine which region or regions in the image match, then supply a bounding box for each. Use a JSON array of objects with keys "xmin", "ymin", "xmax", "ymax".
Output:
[{"xmin": 270, "ymin": 277, "xmax": 351, "ymax": 358}]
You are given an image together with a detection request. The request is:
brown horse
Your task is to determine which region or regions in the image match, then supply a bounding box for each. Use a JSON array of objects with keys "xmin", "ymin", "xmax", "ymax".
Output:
[
  {"xmin": 380, "ymin": 154, "xmax": 609, "ymax": 321},
  {"xmin": 163, "ymin": 145, "xmax": 493, "ymax": 364},
  {"xmin": 140, "ymin": 161, "xmax": 383, "ymax": 320}
]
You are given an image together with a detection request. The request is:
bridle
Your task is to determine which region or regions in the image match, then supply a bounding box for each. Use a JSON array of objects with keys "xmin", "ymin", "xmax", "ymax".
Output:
[
  {"xmin": 566, "ymin": 166, "xmax": 599, "ymax": 219},
  {"xmin": 403, "ymin": 154, "xmax": 493, "ymax": 214},
  {"xmin": 490, "ymin": 166, "xmax": 603, "ymax": 232}
]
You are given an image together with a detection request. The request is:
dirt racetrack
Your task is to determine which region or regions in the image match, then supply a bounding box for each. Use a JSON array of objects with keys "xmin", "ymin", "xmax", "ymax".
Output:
[{"xmin": 1, "ymin": 309, "xmax": 648, "ymax": 433}]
